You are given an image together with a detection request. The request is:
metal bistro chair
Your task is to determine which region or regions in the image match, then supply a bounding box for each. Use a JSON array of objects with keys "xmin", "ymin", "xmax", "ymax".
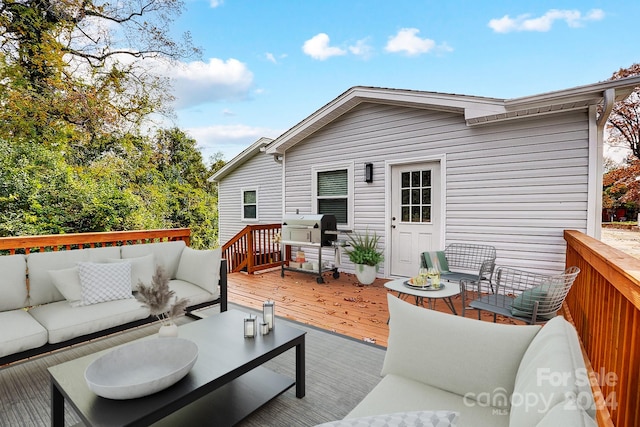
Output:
[
  {"xmin": 421, "ymin": 243, "xmax": 496, "ymax": 301},
  {"xmin": 465, "ymin": 266, "xmax": 580, "ymax": 324}
]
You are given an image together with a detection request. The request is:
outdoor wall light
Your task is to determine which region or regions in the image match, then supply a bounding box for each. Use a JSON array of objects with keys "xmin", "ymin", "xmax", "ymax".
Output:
[{"xmin": 364, "ymin": 163, "xmax": 373, "ymax": 183}]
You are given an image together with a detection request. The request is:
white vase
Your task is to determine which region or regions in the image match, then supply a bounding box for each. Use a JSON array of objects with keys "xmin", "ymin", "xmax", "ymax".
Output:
[
  {"xmin": 355, "ymin": 264, "xmax": 377, "ymax": 285},
  {"xmin": 158, "ymin": 323, "xmax": 178, "ymax": 337}
]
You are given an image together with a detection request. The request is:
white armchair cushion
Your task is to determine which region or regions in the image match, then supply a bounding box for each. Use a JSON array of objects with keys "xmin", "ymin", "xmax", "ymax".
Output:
[
  {"xmin": 383, "ymin": 295, "xmax": 540, "ymax": 410},
  {"xmin": 533, "ymin": 399, "xmax": 597, "ymax": 427},
  {"xmin": 316, "ymin": 410, "xmax": 459, "ymax": 427},
  {"xmin": 77, "ymin": 262, "xmax": 133, "ymax": 305},
  {"xmin": 49, "ymin": 267, "xmax": 83, "ymax": 306},
  {"xmin": 175, "ymin": 247, "xmax": 221, "ymax": 297},
  {"xmin": 511, "ymin": 316, "xmax": 595, "ymax": 426}
]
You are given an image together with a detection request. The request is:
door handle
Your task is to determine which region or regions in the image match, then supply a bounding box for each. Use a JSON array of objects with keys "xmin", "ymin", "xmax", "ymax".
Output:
[{"xmin": 392, "ymin": 225, "xmax": 396, "ymax": 229}]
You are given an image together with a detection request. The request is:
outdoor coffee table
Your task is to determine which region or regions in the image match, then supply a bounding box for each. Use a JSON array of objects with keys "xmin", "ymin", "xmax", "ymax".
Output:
[
  {"xmin": 384, "ymin": 278, "xmax": 461, "ymax": 315},
  {"xmin": 48, "ymin": 309, "xmax": 305, "ymax": 426}
]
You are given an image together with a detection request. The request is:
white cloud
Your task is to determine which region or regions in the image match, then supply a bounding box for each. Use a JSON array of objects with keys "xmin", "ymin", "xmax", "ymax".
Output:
[
  {"xmin": 162, "ymin": 58, "xmax": 254, "ymax": 109},
  {"xmin": 349, "ymin": 38, "xmax": 374, "ymax": 59},
  {"xmin": 385, "ymin": 28, "xmax": 436, "ymax": 56},
  {"xmin": 303, "ymin": 33, "xmax": 347, "ymax": 60},
  {"xmin": 265, "ymin": 52, "xmax": 277, "ymax": 63},
  {"xmin": 186, "ymin": 124, "xmax": 284, "ymax": 161},
  {"xmin": 488, "ymin": 8, "xmax": 605, "ymax": 33},
  {"xmin": 209, "ymin": 0, "xmax": 223, "ymax": 7}
]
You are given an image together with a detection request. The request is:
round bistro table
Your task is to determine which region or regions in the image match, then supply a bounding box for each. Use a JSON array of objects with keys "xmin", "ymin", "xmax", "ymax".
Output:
[{"xmin": 384, "ymin": 277, "xmax": 462, "ymax": 315}]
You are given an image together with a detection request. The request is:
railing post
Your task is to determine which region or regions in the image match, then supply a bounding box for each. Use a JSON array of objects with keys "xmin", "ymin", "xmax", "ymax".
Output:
[{"xmin": 247, "ymin": 227, "xmax": 255, "ymax": 274}]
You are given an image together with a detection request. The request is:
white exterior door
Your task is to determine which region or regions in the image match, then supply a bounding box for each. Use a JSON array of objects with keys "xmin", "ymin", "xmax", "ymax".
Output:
[{"xmin": 390, "ymin": 162, "xmax": 441, "ymax": 277}]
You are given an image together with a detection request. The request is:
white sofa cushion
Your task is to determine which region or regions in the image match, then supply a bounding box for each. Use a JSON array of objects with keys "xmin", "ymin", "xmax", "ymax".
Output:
[
  {"xmin": 169, "ymin": 279, "xmax": 219, "ymax": 307},
  {"xmin": 27, "ymin": 250, "xmax": 88, "ymax": 305},
  {"xmin": 106, "ymin": 254, "xmax": 155, "ymax": 291},
  {"xmin": 84, "ymin": 246, "xmax": 121, "ymax": 261},
  {"xmin": 77, "ymin": 262, "xmax": 133, "ymax": 305},
  {"xmin": 317, "ymin": 410, "xmax": 459, "ymax": 427},
  {"xmin": 0, "ymin": 254, "xmax": 27, "ymax": 311},
  {"xmin": 175, "ymin": 247, "xmax": 221, "ymax": 297},
  {"xmin": 510, "ymin": 316, "xmax": 595, "ymax": 426},
  {"xmin": 346, "ymin": 374, "xmax": 508, "ymax": 427},
  {"xmin": 28, "ymin": 299, "xmax": 150, "ymax": 344},
  {"xmin": 49, "ymin": 267, "xmax": 83, "ymax": 306},
  {"xmin": 0, "ymin": 310, "xmax": 48, "ymax": 357},
  {"xmin": 121, "ymin": 241, "xmax": 186, "ymax": 279},
  {"xmin": 383, "ymin": 295, "xmax": 540, "ymax": 410}
]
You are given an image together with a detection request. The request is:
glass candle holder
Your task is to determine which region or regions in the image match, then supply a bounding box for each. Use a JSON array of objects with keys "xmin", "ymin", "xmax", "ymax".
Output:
[
  {"xmin": 244, "ymin": 315, "xmax": 256, "ymax": 338},
  {"xmin": 260, "ymin": 322, "xmax": 270, "ymax": 335},
  {"xmin": 263, "ymin": 300, "xmax": 275, "ymax": 330}
]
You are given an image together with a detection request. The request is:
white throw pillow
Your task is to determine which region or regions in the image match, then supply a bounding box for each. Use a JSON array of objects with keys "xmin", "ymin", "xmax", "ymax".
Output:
[
  {"xmin": 77, "ymin": 262, "xmax": 133, "ymax": 305},
  {"xmin": 48, "ymin": 267, "xmax": 83, "ymax": 307},
  {"xmin": 106, "ymin": 254, "xmax": 155, "ymax": 291},
  {"xmin": 315, "ymin": 410, "xmax": 459, "ymax": 427},
  {"xmin": 175, "ymin": 247, "xmax": 222, "ymax": 294}
]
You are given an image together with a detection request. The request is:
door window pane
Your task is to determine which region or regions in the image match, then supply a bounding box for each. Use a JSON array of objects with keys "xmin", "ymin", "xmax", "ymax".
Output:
[{"xmin": 399, "ymin": 168, "xmax": 433, "ymax": 223}]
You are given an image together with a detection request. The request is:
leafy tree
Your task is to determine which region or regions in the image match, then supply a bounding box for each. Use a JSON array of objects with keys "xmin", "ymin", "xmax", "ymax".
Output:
[
  {"xmin": 607, "ymin": 64, "xmax": 640, "ymax": 159},
  {"xmin": 0, "ymin": 2, "xmax": 223, "ymax": 248},
  {"xmin": 602, "ymin": 158, "xmax": 640, "ymax": 219},
  {"xmin": 0, "ymin": 0, "xmax": 200, "ymax": 146}
]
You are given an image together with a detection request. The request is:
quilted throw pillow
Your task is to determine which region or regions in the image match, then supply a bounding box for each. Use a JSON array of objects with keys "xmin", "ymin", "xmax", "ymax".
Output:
[
  {"xmin": 315, "ymin": 410, "xmax": 459, "ymax": 427},
  {"xmin": 77, "ymin": 262, "xmax": 133, "ymax": 305}
]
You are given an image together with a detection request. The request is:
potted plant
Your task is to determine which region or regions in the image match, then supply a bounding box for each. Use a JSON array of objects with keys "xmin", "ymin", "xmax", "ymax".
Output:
[
  {"xmin": 345, "ymin": 230, "xmax": 383, "ymax": 285},
  {"xmin": 135, "ymin": 266, "xmax": 189, "ymax": 337}
]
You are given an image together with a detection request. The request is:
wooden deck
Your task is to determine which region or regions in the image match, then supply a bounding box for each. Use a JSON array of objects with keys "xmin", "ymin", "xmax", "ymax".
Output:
[{"xmin": 227, "ymin": 268, "xmax": 519, "ymax": 348}]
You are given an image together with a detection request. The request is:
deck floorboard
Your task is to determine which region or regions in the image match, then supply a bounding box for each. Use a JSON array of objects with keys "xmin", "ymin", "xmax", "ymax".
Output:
[{"xmin": 227, "ymin": 269, "xmax": 518, "ymax": 347}]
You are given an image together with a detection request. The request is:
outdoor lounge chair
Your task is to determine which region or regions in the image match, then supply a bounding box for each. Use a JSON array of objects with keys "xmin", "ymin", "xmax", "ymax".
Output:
[
  {"xmin": 421, "ymin": 243, "xmax": 496, "ymax": 295},
  {"xmin": 463, "ymin": 266, "xmax": 580, "ymax": 324}
]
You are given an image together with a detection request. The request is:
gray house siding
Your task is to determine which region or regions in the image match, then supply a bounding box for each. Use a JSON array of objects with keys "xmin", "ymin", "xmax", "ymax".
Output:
[
  {"xmin": 282, "ymin": 102, "xmax": 589, "ymax": 275},
  {"xmin": 217, "ymin": 152, "xmax": 282, "ymax": 245}
]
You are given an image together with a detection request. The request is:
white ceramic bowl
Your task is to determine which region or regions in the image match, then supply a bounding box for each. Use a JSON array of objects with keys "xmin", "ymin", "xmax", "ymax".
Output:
[{"xmin": 85, "ymin": 338, "xmax": 198, "ymax": 400}]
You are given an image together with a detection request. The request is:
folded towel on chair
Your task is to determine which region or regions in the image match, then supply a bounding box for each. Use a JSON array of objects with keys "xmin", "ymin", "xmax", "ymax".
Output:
[{"xmin": 422, "ymin": 251, "xmax": 450, "ymax": 273}]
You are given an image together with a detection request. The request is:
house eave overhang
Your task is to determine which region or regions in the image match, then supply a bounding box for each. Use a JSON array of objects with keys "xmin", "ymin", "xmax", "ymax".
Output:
[
  {"xmin": 210, "ymin": 137, "xmax": 274, "ymax": 182},
  {"xmin": 266, "ymin": 76, "xmax": 640, "ymax": 154},
  {"xmin": 466, "ymin": 75, "xmax": 640, "ymax": 126}
]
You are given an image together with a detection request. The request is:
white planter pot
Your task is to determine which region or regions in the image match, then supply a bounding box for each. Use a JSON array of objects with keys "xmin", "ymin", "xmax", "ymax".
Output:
[
  {"xmin": 355, "ymin": 264, "xmax": 377, "ymax": 285},
  {"xmin": 158, "ymin": 323, "xmax": 179, "ymax": 338}
]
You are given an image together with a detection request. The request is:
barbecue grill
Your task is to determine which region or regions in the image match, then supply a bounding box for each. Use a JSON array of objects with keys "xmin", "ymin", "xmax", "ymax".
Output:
[
  {"xmin": 280, "ymin": 214, "xmax": 340, "ymax": 283},
  {"xmin": 281, "ymin": 214, "xmax": 338, "ymax": 247}
]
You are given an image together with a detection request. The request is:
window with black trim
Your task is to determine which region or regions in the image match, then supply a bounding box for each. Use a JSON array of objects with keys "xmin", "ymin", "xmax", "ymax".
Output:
[
  {"xmin": 317, "ymin": 169, "xmax": 348, "ymax": 224},
  {"xmin": 242, "ymin": 189, "xmax": 257, "ymax": 220}
]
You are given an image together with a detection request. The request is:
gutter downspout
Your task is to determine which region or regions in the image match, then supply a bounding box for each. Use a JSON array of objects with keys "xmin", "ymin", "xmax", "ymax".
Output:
[{"xmin": 590, "ymin": 88, "xmax": 615, "ymax": 239}]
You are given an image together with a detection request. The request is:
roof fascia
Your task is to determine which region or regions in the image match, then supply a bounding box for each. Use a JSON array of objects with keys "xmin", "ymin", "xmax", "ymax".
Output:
[{"xmin": 266, "ymin": 86, "xmax": 505, "ymax": 154}]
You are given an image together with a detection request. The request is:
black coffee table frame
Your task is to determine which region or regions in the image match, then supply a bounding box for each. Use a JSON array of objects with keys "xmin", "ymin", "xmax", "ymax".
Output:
[{"xmin": 49, "ymin": 309, "xmax": 305, "ymax": 426}]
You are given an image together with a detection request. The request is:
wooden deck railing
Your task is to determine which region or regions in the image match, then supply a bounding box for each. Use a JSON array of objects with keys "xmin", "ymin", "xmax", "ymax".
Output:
[
  {"xmin": 221, "ymin": 224, "xmax": 288, "ymax": 274},
  {"xmin": 563, "ymin": 229, "xmax": 640, "ymax": 427},
  {"xmin": 0, "ymin": 228, "xmax": 191, "ymax": 254}
]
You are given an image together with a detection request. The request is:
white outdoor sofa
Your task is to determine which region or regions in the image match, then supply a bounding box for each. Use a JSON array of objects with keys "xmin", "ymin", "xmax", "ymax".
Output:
[
  {"xmin": 0, "ymin": 240, "xmax": 227, "ymax": 365},
  {"xmin": 319, "ymin": 294, "xmax": 597, "ymax": 427}
]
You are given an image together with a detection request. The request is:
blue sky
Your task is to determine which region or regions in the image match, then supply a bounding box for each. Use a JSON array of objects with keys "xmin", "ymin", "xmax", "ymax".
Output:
[{"xmin": 159, "ymin": 1, "xmax": 639, "ymax": 163}]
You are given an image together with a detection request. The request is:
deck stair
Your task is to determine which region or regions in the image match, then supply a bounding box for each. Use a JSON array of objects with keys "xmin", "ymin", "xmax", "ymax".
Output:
[{"xmin": 222, "ymin": 224, "xmax": 288, "ymax": 274}]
